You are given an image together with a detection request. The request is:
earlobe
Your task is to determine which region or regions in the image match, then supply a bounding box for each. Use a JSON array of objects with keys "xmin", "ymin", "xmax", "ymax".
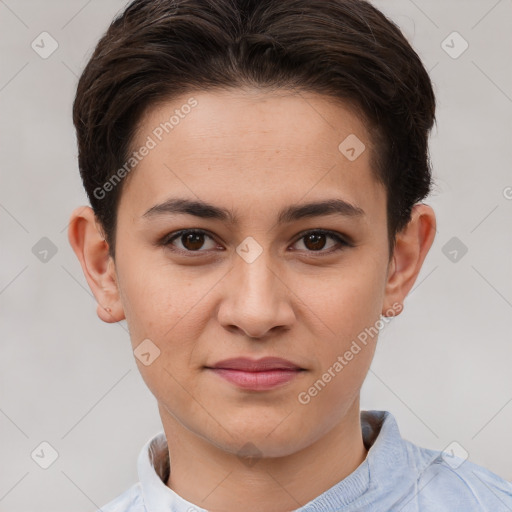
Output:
[
  {"xmin": 382, "ymin": 204, "xmax": 436, "ymax": 316},
  {"xmin": 67, "ymin": 206, "xmax": 125, "ymax": 323}
]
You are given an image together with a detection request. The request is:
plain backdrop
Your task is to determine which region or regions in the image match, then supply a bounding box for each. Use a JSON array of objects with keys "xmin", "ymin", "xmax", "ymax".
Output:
[{"xmin": 1, "ymin": 0, "xmax": 511, "ymax": 510}]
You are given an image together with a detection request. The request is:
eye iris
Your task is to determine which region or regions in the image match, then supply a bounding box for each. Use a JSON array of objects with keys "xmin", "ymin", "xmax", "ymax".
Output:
[
  {"xmin": 304, "ymin": 232, "xmax": 326, "ymax": 251},
  {"xmin": 182, "ymin": 232, "xmax": 205, "ymax": 250}
]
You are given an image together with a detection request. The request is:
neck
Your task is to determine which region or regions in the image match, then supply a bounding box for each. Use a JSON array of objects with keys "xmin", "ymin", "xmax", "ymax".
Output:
[{"xmin": 161, "ymin": 399, "xmax": 367, "ymax": 512}]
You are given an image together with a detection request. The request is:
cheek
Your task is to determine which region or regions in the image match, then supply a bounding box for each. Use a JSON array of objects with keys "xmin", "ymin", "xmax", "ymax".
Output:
[
  {"xmin": 295, "ymin": 270, "xmax": 383, "ymax": 424},
  {"xmin": 296, "ymin": 252, "xmax": 386, "ymax": 396},
  {"xmin": 118, "ymin": 264, "xmax": 210, "ymax": 406},
  {"xmin": 306, "ymin": 256, "xmax": 386, "ymax": 341},
  {"xmin": 117, "ymin": 256, "xmax": 203, "ymax": 340},
  {"xmin": 116, "ymin": 259, "xmax": 222, "ymax": 388}
]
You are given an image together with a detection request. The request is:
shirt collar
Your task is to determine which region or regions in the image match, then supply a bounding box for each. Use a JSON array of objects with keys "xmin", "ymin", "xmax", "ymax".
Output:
[
  {"xmin": 137, "ymin": 410, "xmax": 416, "ymax": 511},
  {"xmin": 138, "ymin": 428, "xmax": 208, "ymax": 512}
]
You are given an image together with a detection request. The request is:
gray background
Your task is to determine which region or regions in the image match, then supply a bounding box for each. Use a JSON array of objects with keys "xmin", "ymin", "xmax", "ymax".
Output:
[{"xmin": 1, "ymin": 0, "xmax": 511, "ymax": 510}]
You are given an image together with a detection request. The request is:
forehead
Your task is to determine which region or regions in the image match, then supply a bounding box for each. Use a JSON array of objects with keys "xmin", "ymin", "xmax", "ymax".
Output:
[{"xmin": 119, "ymin": 88, "xmax": 384, "ymax": 219}]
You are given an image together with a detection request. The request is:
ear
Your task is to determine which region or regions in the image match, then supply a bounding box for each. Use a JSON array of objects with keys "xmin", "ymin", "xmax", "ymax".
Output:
[
  {"xmin": 382, "ymin": 203, "xmax": 436, "ymax": 317},
  {"xmin": 67, "ymin": 206, "xmax": 125, "ymax": 323}
]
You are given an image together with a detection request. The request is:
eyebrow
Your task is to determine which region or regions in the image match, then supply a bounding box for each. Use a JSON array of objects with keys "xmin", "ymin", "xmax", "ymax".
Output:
[{"xmin": 142, "ymin": 197, "xmax": 365, "ymax": 225}]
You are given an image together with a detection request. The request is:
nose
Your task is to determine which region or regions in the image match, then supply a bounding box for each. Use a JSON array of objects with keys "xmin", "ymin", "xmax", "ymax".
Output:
[{"xmin": 216, "ymin": 249, "xmax": 296, "ymax": 340}]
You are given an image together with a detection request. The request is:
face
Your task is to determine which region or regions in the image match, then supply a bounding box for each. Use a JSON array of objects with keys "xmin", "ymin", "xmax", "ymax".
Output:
[{"xmin": 99, "ymin": 89, "xmax": 399, "ymax": 457}]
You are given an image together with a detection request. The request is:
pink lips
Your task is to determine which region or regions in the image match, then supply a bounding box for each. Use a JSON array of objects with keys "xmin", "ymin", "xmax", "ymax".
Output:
[{"xmin": 207, "ymin": 357, "xmax": 304, "ymax": 390}]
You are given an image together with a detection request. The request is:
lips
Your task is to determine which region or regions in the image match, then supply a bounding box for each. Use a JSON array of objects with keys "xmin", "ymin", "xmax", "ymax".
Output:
[
  {"xmin": 208, "ymin": 357, "xmax": 303, "ymax": 372},
  {"xmin": 206, "ymin": 357, "xmax": 305, "ymax": 391}
]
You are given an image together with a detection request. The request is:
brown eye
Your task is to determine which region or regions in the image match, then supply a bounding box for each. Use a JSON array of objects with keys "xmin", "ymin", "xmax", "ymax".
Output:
[
  {"xmin": 293, "ymin": 229, "xmax": 349, "ymax": 254},
  {"xmin": 161, "ymin": 228, "xmax": 349, "ymax": 256},
  {"xmin": 181, "ymin": 232, "xmax": 206, "ymax": 250},
  {"xmin": 164, "ymin": 229, "xmax": 218, "ymax": 252},
  {"xmin": 303, "ymin": 232, "xmax": 328, "ymax": 251}
]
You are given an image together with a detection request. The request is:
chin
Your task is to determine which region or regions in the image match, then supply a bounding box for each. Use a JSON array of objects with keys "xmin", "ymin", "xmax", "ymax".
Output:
[{"xmin": 208, "ymin": 415, "xmax": 312, "ymax": 459}]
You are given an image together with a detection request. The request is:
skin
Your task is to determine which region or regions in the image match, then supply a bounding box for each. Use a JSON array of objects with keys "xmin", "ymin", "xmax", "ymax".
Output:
[{"xmin": 68, "ymin": 88, "xmax": 436, "ymax": 512}]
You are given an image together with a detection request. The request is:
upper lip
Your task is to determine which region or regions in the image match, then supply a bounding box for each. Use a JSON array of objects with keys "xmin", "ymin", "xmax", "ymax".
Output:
[{"xmin": 207, "ymin": 357, "xmax": 303, "ymax": 372}]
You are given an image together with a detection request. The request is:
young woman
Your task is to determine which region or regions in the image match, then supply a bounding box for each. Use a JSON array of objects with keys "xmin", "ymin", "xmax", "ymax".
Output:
[{"xmin": 68, "ymin": 0, "xmax": 512, "ymax": 510}]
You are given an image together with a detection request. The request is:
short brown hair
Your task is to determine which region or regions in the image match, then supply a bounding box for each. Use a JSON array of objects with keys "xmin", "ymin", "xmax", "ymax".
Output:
[{"xmin": 73, "ymin": 0, "xmax": 436, "ymax": 258}]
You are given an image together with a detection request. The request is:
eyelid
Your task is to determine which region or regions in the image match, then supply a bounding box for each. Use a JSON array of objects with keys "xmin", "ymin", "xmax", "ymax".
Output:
[
  {"xmin": 161, "ymin": 229, "xmax": 221, "ymax": 251},
  {"xmin": 292, "ymin": 228, "xmax": 353, "ymax": 248},
  {"xmin": 160, "ymin": 228, "xmax": 352, "ymax": 254}
]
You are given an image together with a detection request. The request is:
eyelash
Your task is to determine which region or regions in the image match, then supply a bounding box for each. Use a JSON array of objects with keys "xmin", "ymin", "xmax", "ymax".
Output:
[{"xmin": 160, "ymin": 228, "xmax": 352, "ymax": 256}]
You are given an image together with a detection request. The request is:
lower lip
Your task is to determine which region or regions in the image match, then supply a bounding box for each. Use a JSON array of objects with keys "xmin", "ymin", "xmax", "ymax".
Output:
[{"xmin": 208, "ymin": 368, "xmax": 302, "ymax": 390}]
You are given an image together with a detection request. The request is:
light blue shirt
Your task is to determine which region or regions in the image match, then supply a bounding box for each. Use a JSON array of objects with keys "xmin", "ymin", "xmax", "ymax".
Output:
[{"xmin": 97, "ymin": 410, "xmax": 512, "ymax": 511}]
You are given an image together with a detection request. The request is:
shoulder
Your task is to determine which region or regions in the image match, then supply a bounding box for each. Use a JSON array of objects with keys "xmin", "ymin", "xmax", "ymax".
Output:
[
  {"xmin": 95, "ymin": 482, "xmax": 145, "ymax": 512},
  {"xmin": 402, "ymin": 440, "xmax": 512, "ymax": 511}
]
